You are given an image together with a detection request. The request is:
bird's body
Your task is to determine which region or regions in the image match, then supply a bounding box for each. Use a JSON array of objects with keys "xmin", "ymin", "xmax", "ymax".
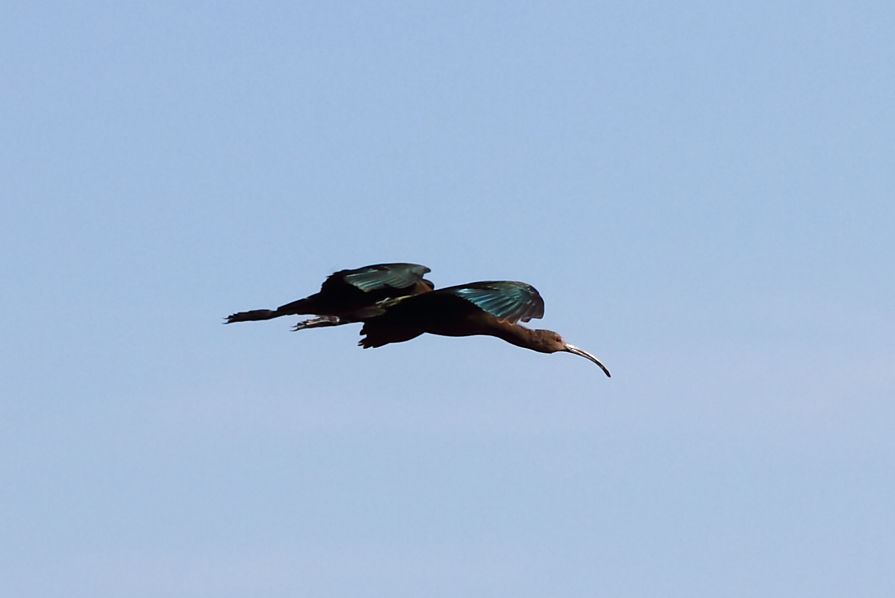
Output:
[
  {"xmin": 226, "ymin": 263, "xmax": 433, "ymax": 328},
  {"xmin": 360, "ymin": 281, "xmax": 611, "ymax": 376},
  {"xmin": 225, "ymin": 266, "xmax": 609, "ymax": 375}
]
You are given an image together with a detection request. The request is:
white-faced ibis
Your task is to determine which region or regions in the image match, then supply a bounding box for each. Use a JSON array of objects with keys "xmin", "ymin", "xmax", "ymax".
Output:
[
  {"xmin": 225, "ymin": 263, "xmax": 434, "ymax": 329},
  {"xmin": 359, "ymin": 281, "xmax": 611, "ymax": 376}
]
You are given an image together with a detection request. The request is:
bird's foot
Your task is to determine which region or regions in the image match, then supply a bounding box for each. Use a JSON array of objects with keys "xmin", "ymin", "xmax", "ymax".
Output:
[{"xmin": 292, "ymin": 315, "xmax": 343, "ymax": 331}]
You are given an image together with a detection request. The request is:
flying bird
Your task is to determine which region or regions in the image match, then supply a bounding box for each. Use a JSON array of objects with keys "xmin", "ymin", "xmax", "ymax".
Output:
[
  {"xmin": 225, "ymin": 262, "xmax": 434, "ymax": 330},
  {"xmin": 359, "ymin": 281, "xmax": 610, "ymax": 376}
]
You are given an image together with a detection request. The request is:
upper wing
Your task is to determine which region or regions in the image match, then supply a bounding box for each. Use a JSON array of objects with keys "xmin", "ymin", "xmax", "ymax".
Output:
[
  {"xmin": 328, "ymin": 263, "xmax": 432, "ymax": 293},
  {"xmin": 444, "ymin": 281, "xmax": 545, "ymax": 323}
]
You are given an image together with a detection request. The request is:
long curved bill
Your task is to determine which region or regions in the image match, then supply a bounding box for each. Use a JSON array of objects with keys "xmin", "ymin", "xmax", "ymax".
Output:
[{"xmin": 564, "ymin": 343, "xmax": 611, "ymax": 377}]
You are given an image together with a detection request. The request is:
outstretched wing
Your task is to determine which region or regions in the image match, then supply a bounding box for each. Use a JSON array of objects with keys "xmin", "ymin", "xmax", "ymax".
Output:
[
  {"xmin": 227, "ymin": 262, "xmax": 433, "ymax": 324},
  {"xmin": 445, "ymin": 281, "xmax": 545, "ymax": 323},
  {"xmin": 327, "ymin": 263, "xmax": 432, "ymax": 293}
]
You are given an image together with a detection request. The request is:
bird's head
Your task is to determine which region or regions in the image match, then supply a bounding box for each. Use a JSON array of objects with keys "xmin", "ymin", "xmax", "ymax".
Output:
[{"xmin": 530, "ymin": 329, "xmax": 611, "ymax": 377}]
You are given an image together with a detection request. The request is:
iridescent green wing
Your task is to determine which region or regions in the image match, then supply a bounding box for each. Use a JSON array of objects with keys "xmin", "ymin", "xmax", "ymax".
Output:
[
  {"xmin": 336, "ymin": 263, "xmax": 431, "ymax": 292},
  {"xmin": 446, "ymin": 281, "xmax": 545, "ymax": 323}
]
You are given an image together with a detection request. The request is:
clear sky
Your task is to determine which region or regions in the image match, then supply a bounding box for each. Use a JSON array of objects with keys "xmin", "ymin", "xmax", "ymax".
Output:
[{"xmin": 2, "ymin": 2, "xmax": 893, "ymax": 596}]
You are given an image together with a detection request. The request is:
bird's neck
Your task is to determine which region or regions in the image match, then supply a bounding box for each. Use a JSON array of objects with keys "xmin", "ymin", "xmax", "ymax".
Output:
[{"xmin": 492, "ymin": 322, "xmax": 543, "ymax": 352}]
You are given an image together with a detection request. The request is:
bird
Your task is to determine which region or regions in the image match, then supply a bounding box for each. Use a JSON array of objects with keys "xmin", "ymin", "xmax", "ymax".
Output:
[
  {"xmin": 359, "ymin": 281, "xmax": 610, "ymax": 376},
  {"xmin": 225, "ymin": 263, "xmax": 434, "ymax": 330}
]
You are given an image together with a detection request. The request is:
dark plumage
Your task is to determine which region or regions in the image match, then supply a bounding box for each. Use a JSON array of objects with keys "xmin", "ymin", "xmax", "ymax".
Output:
[
  {"xmin": 359, "ymin": 281, "xmax": 610, "ymax": 376},
  {"xmin": 225, "ymin": 263, "xmax": 433, "ymax": 329}
]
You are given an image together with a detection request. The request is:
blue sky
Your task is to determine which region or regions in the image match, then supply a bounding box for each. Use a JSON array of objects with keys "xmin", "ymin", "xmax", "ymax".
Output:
[{"xmin": 2, "ymin": 1, "xmax": 893, "ymax": 596}]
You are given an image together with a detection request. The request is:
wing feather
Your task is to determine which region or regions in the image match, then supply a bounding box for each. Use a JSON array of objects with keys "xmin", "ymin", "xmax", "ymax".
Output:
[
  {"xmin": 447, "ymin": 281, "xmax": 545, "ymax": 323},
  {"xmin": 336, "ymin": 263, "xmax": 431, "ymax": 292}
]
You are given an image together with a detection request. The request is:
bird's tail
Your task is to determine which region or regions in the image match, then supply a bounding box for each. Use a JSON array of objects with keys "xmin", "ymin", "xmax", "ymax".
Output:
[{"xmin": 358, "ymin": 321, "xmax": 422, "ymax": 348}]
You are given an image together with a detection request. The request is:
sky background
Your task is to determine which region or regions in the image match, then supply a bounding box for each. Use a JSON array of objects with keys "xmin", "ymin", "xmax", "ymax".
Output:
[{"xmin": 2, "ymin": 1, "xmax": 893, "ymax": 596}]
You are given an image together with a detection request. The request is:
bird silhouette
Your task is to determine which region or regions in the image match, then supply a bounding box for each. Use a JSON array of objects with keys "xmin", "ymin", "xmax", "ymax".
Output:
[
  {"xmin": 359, "ymin": 281, "xmax": 610, "ymax": 376},
  {"xmin": 225, "ymin": 263, "xmax": 434, "ymax": 330}
]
